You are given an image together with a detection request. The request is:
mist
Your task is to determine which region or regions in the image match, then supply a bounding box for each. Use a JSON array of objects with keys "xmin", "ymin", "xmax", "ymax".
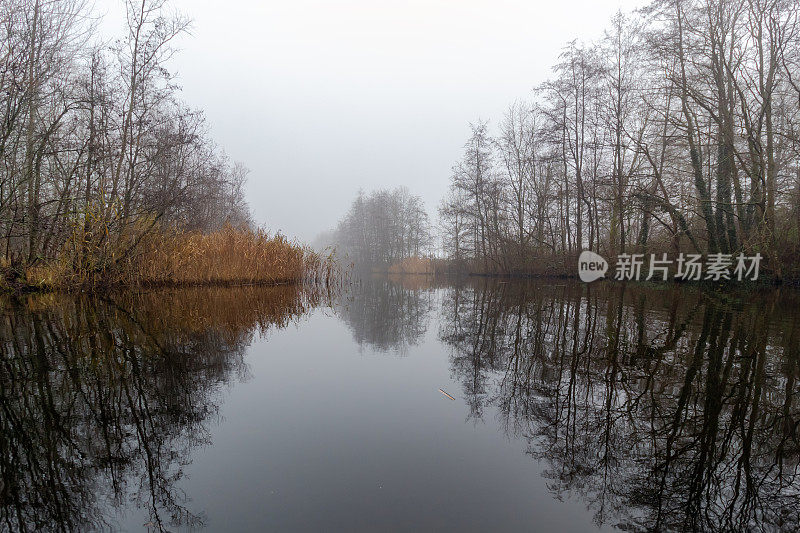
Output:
[{"xmin": 95, "ymin": 0, "xmax": 641, "ymax": 241}]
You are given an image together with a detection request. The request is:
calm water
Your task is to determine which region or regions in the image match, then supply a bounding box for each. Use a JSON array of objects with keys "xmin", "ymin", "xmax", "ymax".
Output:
[{"xmin": 2, "ymin": 279, "xmax": 800, "ymax": 532}]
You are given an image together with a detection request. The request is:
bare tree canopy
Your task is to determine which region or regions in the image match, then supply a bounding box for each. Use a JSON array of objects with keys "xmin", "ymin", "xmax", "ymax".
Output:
[
  {"xmin": 0, "ymin": 0, "xmax": 252, "ymax": 279},
  {"xmin": 438, "ymin": 1, "xmax": 800, "ymax": 278}
]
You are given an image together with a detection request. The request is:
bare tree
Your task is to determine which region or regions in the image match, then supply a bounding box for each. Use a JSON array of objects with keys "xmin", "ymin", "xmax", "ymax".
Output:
[
  {"xmin": 437, "ymin": 0, "xmax": 800, "ymax": 278},
  {"xmin": 0, "ymin": 0, "xmax": 253, "ymax": 281}
]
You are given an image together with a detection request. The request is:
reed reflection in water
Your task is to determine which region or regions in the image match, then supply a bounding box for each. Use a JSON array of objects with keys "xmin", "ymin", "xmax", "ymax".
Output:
[{"xmin": 0, "ymin": 286, "xmax": 319, "ymax": 532}]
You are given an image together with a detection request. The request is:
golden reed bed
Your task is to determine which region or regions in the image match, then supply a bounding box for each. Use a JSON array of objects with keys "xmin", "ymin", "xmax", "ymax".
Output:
[{"xmin": 15, "ymin": 225, "xmax": 338, "ymax": 292}]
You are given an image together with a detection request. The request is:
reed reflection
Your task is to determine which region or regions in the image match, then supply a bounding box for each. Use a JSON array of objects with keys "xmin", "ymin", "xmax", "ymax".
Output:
[
  {"xmin": 0, "ymin": 286, "xmax": 317, "ymax": 532},
  {"xmin": 439, "ymin": 281, "xmax": 800, "ymax": 531}
]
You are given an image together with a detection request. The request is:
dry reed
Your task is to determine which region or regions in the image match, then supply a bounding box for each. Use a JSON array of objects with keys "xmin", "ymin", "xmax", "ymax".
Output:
[
  {"xmin": 387, "ymin": 256, "xmax": 434, "ymax": 275},
  {"xmin": 12, "ymin": 225, "xmax": 341, "ymax": 292},
  {"xmin": 129, "ymin": 225, "xmax": 307, "ymax": 286}
]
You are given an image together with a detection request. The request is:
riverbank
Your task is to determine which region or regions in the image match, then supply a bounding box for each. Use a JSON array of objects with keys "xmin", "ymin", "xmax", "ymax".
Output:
[{"xmin": 382, "ymin": 254, "xmax": 800, "ymax": 286}]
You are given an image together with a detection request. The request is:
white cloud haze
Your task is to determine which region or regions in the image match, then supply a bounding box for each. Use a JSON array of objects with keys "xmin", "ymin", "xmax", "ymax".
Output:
[{"xmin": 97, "ymin": 0, "xmax": 642, "ymax": 241}]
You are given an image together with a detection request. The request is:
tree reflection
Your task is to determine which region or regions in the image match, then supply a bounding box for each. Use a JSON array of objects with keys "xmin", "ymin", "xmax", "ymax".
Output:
[
  {"xmin": 0, "ymin": 286, "xmax": 316, "ymax": 532},
  {"xmin": 337, "ymin": 276, "xmax": 435, "ymax": 353},
  {"xmin": 439, "ymin": 281, "xmax": 800, "ymax": 531}
]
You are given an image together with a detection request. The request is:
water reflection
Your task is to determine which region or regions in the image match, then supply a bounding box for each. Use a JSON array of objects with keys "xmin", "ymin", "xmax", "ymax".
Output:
[
  {"xmin": 336, "ymin": 275, "xmax": 435, "ymax": 353},
  {"xmin": 0, "ymin": 287, "xmax": 316, "ymax": 532},
  {"xmin": 439, "ymin": 280, "xmax": 800, "ymax": 531},
  {"xmin": 3, "ymin": 279, "xmax": 800, "ymax": 531}
]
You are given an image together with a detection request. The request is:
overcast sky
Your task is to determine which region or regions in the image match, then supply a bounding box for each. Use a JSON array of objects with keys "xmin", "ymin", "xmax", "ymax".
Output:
[{"xmin": 98, "ymin": 0, "xmax": 641, "ymax": 242}]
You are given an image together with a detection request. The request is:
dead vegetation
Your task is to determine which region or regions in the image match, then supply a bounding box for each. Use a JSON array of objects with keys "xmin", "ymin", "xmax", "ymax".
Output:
[
  {"xmin": 7, "ymin": 225, "xmax": 340, "ymax": 293},
  {"xmin": 387, "ymin": 256, "xmax": 435, "ymax": 275}
]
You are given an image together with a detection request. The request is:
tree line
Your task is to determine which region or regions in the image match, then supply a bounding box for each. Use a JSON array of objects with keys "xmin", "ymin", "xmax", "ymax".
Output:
[
  {"xmin": 439, "ymin": 0, "xmax": 800, "ymax": 278},
  {"xmin": 0, "ymin": 0, "xmax": 251, "ymax": 282},
  {"xmin": 326, "ymin": 187, "xmax": 431, "ymax": 270}
]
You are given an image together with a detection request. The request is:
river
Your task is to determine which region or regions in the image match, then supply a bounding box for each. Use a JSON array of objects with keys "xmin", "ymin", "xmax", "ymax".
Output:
[{"xmin": 2, "ymin": 278, "xmax": 799, "ymax": 531}]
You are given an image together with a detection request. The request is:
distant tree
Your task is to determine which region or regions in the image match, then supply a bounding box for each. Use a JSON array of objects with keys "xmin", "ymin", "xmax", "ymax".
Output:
[{"xmin": 332, "ymin": 187, "xmax": 431, "ymax": 270}]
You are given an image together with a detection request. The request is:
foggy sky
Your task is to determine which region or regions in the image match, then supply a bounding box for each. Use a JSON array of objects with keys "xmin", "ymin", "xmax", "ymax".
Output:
[{"xmin": 98, "ymin": 0, "xmax": 641, "ymax": 242}]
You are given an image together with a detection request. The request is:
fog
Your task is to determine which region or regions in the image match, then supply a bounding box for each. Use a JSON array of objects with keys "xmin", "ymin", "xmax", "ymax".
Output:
[{"xmin": 96, "ymin": 0, "xmax": 641, "ymax": 242}]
